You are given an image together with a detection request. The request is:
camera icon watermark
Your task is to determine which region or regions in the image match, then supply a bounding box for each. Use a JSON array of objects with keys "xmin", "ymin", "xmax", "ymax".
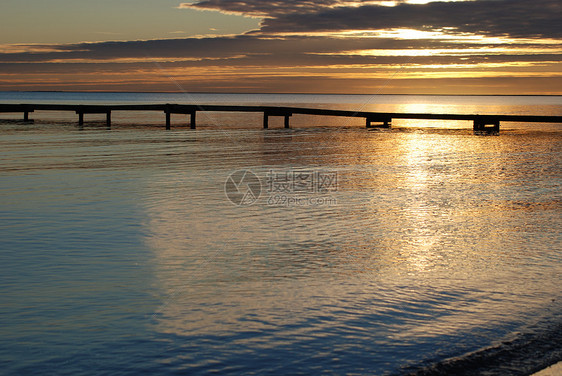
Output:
[
  {"xmin": 225, "ymin": 169, "xmax": 338, "ymax": 207},
  {"xmin": 224, "ymin": 170, "xmax": 262, "ymax": 206}
]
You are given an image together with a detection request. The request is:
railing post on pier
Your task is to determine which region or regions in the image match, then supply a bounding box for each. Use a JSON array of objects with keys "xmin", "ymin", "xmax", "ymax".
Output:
[
  {"xmin": 263, "ymin": 112, "xmax": 269, "ymax": 129},
  {"xmin": 106, "ymin": 111, "xmax": 111, "ymax": 128},
  {"xmin": 78, "ymin": 112, "xmax": 84, "ymax": 126}
]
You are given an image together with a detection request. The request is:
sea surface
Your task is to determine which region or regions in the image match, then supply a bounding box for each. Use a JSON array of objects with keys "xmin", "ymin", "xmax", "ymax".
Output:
[{"xmin": 1, "ymin": 92, "xmax": 561, "ymax": 375}]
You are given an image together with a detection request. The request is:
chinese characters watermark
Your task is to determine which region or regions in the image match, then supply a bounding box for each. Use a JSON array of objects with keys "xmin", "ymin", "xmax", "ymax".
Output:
[{"xmin": 225, "ymin": 169, "xmax": 338, "ymax": 207}]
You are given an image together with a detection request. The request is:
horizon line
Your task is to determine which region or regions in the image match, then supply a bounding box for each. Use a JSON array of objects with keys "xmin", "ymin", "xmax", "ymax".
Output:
[{"xmin": 1, "ymin": 90, "xmax": 562, "ymax": 97}]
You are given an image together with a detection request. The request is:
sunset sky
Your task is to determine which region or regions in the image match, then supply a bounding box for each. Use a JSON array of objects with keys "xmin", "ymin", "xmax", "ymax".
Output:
[{"xmin": 1, "ymin": 0, "xmax": 560, "ymax": 94}]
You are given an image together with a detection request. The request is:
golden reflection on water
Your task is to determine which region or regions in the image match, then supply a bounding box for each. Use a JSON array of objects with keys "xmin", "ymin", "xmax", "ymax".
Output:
[
  {"xmin": 141, "ymin": 128, "xmax": 561, "ymax": 341},
  {"xmin": 399, "ymin": 133, "xmax": 437, "ymax": 273}
]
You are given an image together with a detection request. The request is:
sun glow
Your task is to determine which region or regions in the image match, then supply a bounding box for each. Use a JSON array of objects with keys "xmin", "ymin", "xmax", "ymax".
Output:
[{"xmin": 313, "ymin": 46, "xmax": 562, "ymax": 57}]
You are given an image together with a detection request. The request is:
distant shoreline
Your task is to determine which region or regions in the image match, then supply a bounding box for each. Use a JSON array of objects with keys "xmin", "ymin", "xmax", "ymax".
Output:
[{"xmin": 1, "ymin": 90, "xmax": 561, "ymax": 97}]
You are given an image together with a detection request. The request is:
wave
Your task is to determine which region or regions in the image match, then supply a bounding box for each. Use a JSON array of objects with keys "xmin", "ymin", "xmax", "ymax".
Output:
[{"xmin": 403, "ymin": 312, "xmax": 562, "ymax": 376}]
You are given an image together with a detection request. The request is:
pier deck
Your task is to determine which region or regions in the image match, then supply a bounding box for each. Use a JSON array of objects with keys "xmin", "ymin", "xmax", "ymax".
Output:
[{"xmin": 1, "ymin": 103, "xmax": 561, "ymax": 133}]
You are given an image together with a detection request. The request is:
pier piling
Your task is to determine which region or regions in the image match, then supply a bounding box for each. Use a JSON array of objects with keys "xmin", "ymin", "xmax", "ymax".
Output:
[
  {"xmin": 190, "ymin": 111, "xmax": 196, "ymax": 129},
  {"xmin": 263, "ymin": 108, "xmax": 292, "ymax": 129},
  {"xmin": 164, "ymin": 104, "xmax": 197, "ymax": 129},
  {"xmin": 284, "ymin": 115, "xmax": 291, "ymax": 129},
  {"xmin": 366, "ymin": 116, "xmax": 392, "ymax": 128},
  {"xmin": 75, "ymin": 107, "xmax": 111, "ymax": 127},
  {"xmin": 473, "ymin": 116, "xmax": 500, "ymax": 134},
  {"xmin": 165, "ymin": 112, "xmax": 171, "ymax": 130}
]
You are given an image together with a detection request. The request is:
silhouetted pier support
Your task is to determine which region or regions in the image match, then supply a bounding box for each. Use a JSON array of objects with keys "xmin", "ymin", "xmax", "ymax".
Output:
[
  {"xmin": 165, "ymin": 104, "xmax": 196, "ymax": 130},
  {"xmin": 0, "ymin": 105, "xmax": 36, "ymax": 122},
  {"xmin": 473, "ymin": 116, "xmax": 500, "ymax": 134},
  {"xmin": 366, "ymin": 116, "xmax": 391, "ymax": 128},
  {"xmin": 76, "ymin": 107, "xmax": 112, "ymax": 127},
  {"xmin": 190, "ymin": 111, "xmax": 196, "ymax": 129},
  {"xmin": 285, "ymin": 115, "xmax": 290, "ymax": 128},
  {"xmin": 165, "ymin": 112, "xmax": 171, "ymax": 130},
  {"xmin": 263, "ymin": 109, "xmax": 292, "ymax": 129}
]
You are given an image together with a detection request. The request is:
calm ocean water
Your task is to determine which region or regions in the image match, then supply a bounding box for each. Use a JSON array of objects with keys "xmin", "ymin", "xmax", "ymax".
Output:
[{"xmin": 1, "ymin": 92, "xmax": 561, "ymax": 375}]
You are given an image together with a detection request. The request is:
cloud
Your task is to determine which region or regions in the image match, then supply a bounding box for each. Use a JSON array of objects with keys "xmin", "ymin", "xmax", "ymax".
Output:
[
  {"xmin": 0, "ymin": 34, "xmax": 559, "ymax": 84},
  {"xmin": 178, "ymin": 1, "xmax": 388, "ymax": 17},
  {"xmin": 1, "ymin": 0, "xmax": 560, "ymax": 94},
  {"xmin": 0, "ymin": 36, "xmax": 448, "ymax": 62},
  {"xmin": 1, "ymin": 35, "xmax": 558, "ymax": 64},
  {"xmin": 183, "ymin": 0, "xmax": 562, "ymax": 38}
]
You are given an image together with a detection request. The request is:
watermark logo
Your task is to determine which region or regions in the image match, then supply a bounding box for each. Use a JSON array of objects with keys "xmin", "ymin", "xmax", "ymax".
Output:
[
  {"xmin": 224, "ymin": 170, "xmax": 262, "ymax": 206},
  {"xmin": 225, "ymin": 169, "xmax": 338, "ymax": 207},
  {"xmin": 266, "ymin": 170, "xmax": 337, "ymax": 194}
]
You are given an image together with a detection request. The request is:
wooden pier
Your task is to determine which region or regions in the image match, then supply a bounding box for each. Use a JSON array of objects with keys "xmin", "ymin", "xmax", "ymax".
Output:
[{"xmin": 1, "ymin": 103, "xmax": 561, "ymax": 133}]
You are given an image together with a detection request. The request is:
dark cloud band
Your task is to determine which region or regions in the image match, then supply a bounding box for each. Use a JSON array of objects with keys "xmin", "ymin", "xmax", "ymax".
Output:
[
  {"xmin": 2, "ymin": 35, "xmax": 559, "ymax": 63},
  {"xmin": 185, "ymin": 0, "xmax": 561, "ymax": 38}
]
